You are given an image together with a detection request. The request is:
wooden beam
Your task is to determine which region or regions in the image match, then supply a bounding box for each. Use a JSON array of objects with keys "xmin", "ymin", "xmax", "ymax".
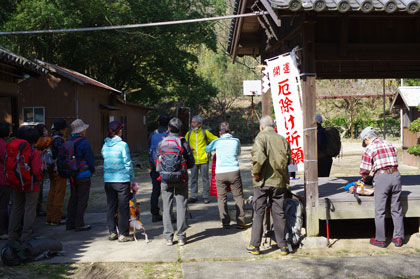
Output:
[
  {"xmin": 302, "ymin": 20, "xmax": 319, "ymax": 237},
  {"xmin": 232, "ymin": 0, "xmax": 248, "ymax": 61},
  {"xmin": 260, "ymin": 0, "xmax": 281, "ymax": 27}
]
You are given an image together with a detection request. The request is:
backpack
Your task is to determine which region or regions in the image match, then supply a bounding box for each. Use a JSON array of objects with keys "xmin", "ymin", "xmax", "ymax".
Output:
[
  {"xmin": 5, "ymin": 139, "xmax": 33, "ymax": 191},
  {"xmin": 285, "ymin": 194, "xmax": 304, "ymax": 252},
  {"xmin": 56, "ymin": 137, "xmax": 86, "ymax": 178},
  {"xmin": 325, "ymin": 127, "xmax": 341, "ymax": 157},
  {"xmin": 156, "ymin": 136, "xmax": 187, "ymax": 183},
  {"xmin": 41, "ymin": 147, "xmax": 54, "ymax": 172}
]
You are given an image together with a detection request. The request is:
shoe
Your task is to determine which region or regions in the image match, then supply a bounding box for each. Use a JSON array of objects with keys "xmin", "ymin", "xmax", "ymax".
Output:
[
  {"xmin": 75, "ymin": 225, "xmax": 91, "ymax": 232},
  {"xmin": 152, "ymin": 214, "xmax": 163, "ymax": 222},
  {"xmin": 370, "ymin": 238, "xmax": 387, "ymax": 248},
  {"xmin": 166, "ymin": 239, "xmax": 174, "ymax": 246},
  {"xmin": 222, "ymin": 224, "xmax": 230, "ymax": 229},
  {"xmin": 237, "ymin": 223, "xmax": 247, "ymax": 229},
  {"xmin": 59, "ymin": 219, "xmax": 67, "ymax": 225},
  {"xmin": 280, "ymin": 246, "xmax": 289, "ymax": 255},
  {"xmin": 45, "ymin": 221, "xmax": 50, "ymax": 225},
  {"xmin": 178, "ymin": 239, "xmax": 186, "ymax": 246},
  {"xmin": 187, "ymin": 197, "xmax": 198, "ymax": 203},
  {"xmin": 118, "ymin": 235, "xmax": 134, "ymax": 242},
  {"xmin": 392, "ymin": 237, "xmax": 403, "ymax": 247},
  {"xmin": 246, "ymin": 245, "xmax": 260, "ymax": 255},
  {"xmin": 203, "ymin": 198, "xmax": 209, "ymax": 204},
  {"xmin": 0, "ymin": 234, "xmax": 8, "ymax": 240},
  {"xmin": 108, "ymin": 233, "xmax": 118, "ymax": 241},
  {"xmin": 49, "ymin": 221, "xmax": 58, "ymax": 226}
]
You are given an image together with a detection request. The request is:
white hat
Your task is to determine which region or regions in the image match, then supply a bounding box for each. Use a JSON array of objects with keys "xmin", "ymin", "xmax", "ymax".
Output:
[
  {"xmin": 315, "ymin": 114, "xmax": 323, "ymax": 124},
  {"xmin": 71, "ymin": 119, "xmax": 89, "ymax": 134}
]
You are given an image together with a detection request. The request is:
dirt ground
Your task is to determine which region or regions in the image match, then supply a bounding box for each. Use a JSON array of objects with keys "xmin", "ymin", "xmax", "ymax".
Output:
[{"xmin": 1, "ymin": 139, "xmax": 420, "ymax": 279}]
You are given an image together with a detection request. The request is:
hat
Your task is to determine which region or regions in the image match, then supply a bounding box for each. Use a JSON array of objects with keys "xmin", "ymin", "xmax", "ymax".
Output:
[
  {"xmin": 109, "ymin": 121, "xmax": 124, "ymax": 134},
  {"xmin": 71, "ymin": 119, "xmax": 89, "ymax": 134},
  {"xmin": 158, "ymin": 114, "xmax": 170, "ymax": 126},
  {"xmin": 51, "ymin": 118, "xmax": 68, "ymax": 130},
  {"xmin": 192, "ymin": 115, "xmax": 202, "ymax": 123},
  {"xmin": 315, "ymin": 114, "xmax": 323, "ymax": 124},
  {"xmin": 360, "ymin": 126, "xmax": 375, "ymax": 147}
]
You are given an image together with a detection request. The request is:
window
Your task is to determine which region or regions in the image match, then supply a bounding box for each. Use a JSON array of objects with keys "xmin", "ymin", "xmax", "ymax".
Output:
[{"xmin": 23, "ymin": 107, "xmax": 45, "ymax": 124}]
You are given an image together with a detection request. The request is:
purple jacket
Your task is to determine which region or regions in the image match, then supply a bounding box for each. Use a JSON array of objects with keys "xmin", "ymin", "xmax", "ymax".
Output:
[{"xmin": 0, "ymin": 138, "xmax": 8, "ymax": 186}]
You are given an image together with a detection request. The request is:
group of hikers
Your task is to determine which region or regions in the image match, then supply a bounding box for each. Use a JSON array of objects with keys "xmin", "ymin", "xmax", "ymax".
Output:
[{"xmin": 0, "ymin": 111, "xmax": 405, "ymax": 258}]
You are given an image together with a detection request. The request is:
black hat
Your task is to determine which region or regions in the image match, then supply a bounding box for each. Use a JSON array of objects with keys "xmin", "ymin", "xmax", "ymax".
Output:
[
  {"xmin": 52, "ymin": 118, "xmax": 68, "ymax": 130},
  {"xmin": 158, "ymin": 114, "xmax": 170, "ymax": 126},
  {"xmin": 109, "ymin": 121, "xmax": 124, "ymax": 134}
]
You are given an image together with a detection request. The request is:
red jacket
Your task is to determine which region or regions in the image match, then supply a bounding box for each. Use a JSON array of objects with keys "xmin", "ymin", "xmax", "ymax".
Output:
[
  {"xmin": 13, "ymin": 148, "xmax": 42, "ymax": 193},
  {"xmin": 0, "ymin": 138, "xmax": 8, "ymax": 186}
]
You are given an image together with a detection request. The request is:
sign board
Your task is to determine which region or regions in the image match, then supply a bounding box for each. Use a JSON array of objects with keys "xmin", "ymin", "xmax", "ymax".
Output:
[
  {"xmin": 265, "ymin": 54, "xmax": 304, "ymax": 171},
  {"xmin": 243, "ymin": 80, "xmax": 262, "ymax": 96}
]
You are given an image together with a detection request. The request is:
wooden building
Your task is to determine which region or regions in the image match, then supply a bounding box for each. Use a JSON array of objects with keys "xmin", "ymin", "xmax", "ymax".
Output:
[
  {"xmin": 228, "ymin": 0, "xmax": 420, "ymax": 236},
  {"xmin": 391, "ymin": 86, "xmax": 420, "ymax": 167},
  {"xmin": 17, "ymin": 61, "xmax": 150, "ymax": 155},
  {"xmin": 0, "ymin": 47, "xmax": 49, "ymax": 134}
]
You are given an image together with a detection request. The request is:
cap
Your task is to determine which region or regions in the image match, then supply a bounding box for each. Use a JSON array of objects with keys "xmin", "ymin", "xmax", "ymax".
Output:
[{"xmin": 52, "ymin": 118, "xmax": 68, "ymax": 130}]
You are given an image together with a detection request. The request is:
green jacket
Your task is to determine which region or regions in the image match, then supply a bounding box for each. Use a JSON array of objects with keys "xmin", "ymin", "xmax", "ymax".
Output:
[{"xmin": 251, "ymin": 127, "xmax": 291, "ymax": 188}]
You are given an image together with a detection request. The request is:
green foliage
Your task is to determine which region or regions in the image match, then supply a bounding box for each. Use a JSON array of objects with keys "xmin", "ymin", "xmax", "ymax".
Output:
[
  {"xmin": 0, "ymin": 0, "xmax": 225, "ymax": 108},
  {"xmin": 408, "ymin": 118, "xmax": 420, "ymax": 133},
  {"xmin": 408, "ymin": 145, "xmax": 420, "ymax": 156},
  {"xmin": 406, "ymin": 79, "xmax": 420, "ymax": 86}
]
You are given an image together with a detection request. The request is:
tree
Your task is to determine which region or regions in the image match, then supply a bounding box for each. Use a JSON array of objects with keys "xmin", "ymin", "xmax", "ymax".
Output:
[{"xmin": 0, "ymin": 0, "xmax": 225, "ymax": 108}]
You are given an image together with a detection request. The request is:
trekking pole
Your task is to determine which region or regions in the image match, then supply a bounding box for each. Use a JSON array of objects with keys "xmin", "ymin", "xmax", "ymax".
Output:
[{"xmin": 325, "ymin": 198, "xmax": 331, "ymax": 248}]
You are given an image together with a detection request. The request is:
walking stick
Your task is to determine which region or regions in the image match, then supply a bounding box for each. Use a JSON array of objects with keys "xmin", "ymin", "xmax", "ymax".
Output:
[{"xmin": 325, "ymin": 198, "xmax": 331, "ymax": 248}]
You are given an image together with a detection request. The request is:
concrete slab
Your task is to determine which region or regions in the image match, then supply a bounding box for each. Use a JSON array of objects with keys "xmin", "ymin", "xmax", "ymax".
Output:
[{"xmin": 182, "ymin": 254, "xmax": 420, "ymax": 279}]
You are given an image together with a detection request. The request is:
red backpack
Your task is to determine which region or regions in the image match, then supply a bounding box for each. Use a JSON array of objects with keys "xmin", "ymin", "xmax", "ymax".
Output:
[{"xmin": 5, "ymin": 138, "xmax": 33, "ymax": 190}]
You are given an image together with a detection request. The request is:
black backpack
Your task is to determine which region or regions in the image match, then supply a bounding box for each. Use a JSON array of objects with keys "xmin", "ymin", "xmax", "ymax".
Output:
[
  {"xmin": 56, "ymin": 137, "xmax": 86, "ymax": 178},
  {"xmin": 325, "ymin": 127, "xmax": 341, "ymax": 157},
  {"xmin": 156, "ymin": 136, "xmax": 187, "ymax": 183}
]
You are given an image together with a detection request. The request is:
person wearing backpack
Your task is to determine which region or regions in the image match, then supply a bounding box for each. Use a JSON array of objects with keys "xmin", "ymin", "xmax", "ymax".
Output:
[
  {"xmin": 0, "ymin": 122, "xmax": 12, "ymax": 240},
  {"xmin": 157, "ymin": 118, "xmax": 194, "ymax": 246},
  {"xmin": 102, "ymin": 121, "xmax": 135, "ymax": 242},
  {"xmin": 246, "ymin": 116, "xmax": 291, "ymax": 256},
  {"xmin": 148, "ymin": 114, "xmax": 169, "ymax": 222},
  {"xmin": 7, "ymin": 127, "xmax": 42, "ymax": 242},
  {"xmin": 204, "ymin": 122, "xmax": 246, "ymax": 229},
  {"xmin": 316, "ymin": 114, "xmax": 333, "ymax": 177},
  {"xmin": 185, "ymin": 115, "xmax": 218, "ymax": 204},
  {"xmin": 34, "ymin": 124, "xmax": 52, "ymax": 217},
  {"xmin": 64, "ymin": 119, "xmax": 95, "ymax": 232}
]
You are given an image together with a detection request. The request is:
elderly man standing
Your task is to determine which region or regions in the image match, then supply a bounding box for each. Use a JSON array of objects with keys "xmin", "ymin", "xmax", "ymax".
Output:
[
  {"xmin": 185, "ymin": 115, "xmax": 218, "ymax": 204},
  {"xmin": 360, "ymin": 126, "xmax": 404, "ymax": 248},
  {"xmin": 247, "ymin": 115, "xmax": 291, "ymax": 255}
]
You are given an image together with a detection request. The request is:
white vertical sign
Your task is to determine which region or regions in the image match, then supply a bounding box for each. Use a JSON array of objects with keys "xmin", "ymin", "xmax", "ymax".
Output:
[{"xmin": 265, "ymin": 54, "xmax": 304, "ymax": 171}]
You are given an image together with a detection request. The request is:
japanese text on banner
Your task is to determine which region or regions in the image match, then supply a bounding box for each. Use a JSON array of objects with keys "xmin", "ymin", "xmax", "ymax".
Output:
[{"xmin": 266, "ymin": 55, "xmax": 304, "ymax": 171}]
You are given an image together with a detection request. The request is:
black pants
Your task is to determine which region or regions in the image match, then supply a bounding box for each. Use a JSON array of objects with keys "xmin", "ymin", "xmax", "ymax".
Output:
[
  {"xmin": 105, "ymin": 182, "xmax": 131, "ymax": 236},
  {"xmin": 250, "ymin": 186, "xmax": 286, "ymax": 247},
  {"xmin": 318, "ymin": 157, "xmax": 333, "ymax": 177},
  {"xmin": 150, "ymin": 168, "xmax": 161, "ymax": 216},
  {"xmin": 67, "ymin": 177, "xmax": 91, "ymax": 229},
  {"xmin": 0, "ymin": 185, "xmax": 12, "ymax": 235}
]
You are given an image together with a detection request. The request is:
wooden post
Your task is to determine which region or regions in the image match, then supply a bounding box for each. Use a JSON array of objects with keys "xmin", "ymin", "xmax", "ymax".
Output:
[
  {"xmin": 303, "ymin": 75, "xmax": 319, "ymax": 237},
  {"xmin": 260, "ymin": 66, "xmax": 271, "ymax": 117},
  {"xmin": 303, "ymin": 19, "xmax": 319, "ymax": 237},
  {"xmin": 350, "ymin": 96, "xmax": 354, "ymax": 139}
]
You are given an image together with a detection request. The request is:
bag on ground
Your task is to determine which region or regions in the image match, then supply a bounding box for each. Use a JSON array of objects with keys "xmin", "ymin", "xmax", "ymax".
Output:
[
  {"xmin": 156, "ymin": 136, "xmax": 187, "ymax": 183},
  {"xmin": 5, "ymin": 138, "xmax": 32, "ymax": 190},
  {"xmin": 285, "ymin": 194, "xmax": 304, "ymax": 250},
  {"xmin": 325, "ymin": 127, "xmax": 341, "ymax": 157}
]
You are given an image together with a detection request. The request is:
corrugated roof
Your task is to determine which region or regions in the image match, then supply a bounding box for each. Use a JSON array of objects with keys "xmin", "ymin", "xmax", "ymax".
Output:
[
  {"xmin": 0, "ymin": 46, "xmax": 49, "ymax": 75},
  {"xmin": 391, "ymin": 86, "xmax": 420, "ymax": 110},
  {"xmin": 35, "ymin": 60, "xmax": 121, "ymax": 94}
]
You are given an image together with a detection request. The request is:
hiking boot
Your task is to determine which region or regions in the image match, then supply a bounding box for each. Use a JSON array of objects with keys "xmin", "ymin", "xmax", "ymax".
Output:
[
  {"xmin": 166, "ymin": 239, "xmax": 174, "ymax": 246},
  {"xmin": 187, "ymin": 197, "xmax": 197, "ymax": 203},
  {"xmin": 280, "ymin": 246, "xmax": 289, "ymax": 255},
  {"xmin": 118, "ymin": 235, "xmax": 134, "ymax": 242},
  {"xmin": 236, "ymin": 223, "xmax": 247, "ymax": 229},
  {"xmin": 221, "ymin": 223, "xmax": 230, "ymax": 229},
  {"xmin": 108, "ymin": 233, "xmax": 118, "ymax": 241},
  {"xmin": 370, "ymin": 238, "xmax": 387, "ymax": 248},
  {"xmin": 178, "ymin": 239, "xmax": 186, "ymax": 246},
  {"xmin": 152, "ymin": 214, "xmax": 163, "ymax": 222},
  {"xmin": 246, "ymin": 245, "xmax": 260, "ymax": 255},
  {"xmin": 203, "ymin": 198, "xmax": 209, "ymax": 204},
  {"xmin": 392, "ymin": 237, "xmax": 403, "ymax": 247},
  {"xmin": 75, "ymin": 225, "xmax": 91, "ymax": 232},
  {"xmin": 49, "ymin": 221, "xmax": 58, "ymax": 226}
]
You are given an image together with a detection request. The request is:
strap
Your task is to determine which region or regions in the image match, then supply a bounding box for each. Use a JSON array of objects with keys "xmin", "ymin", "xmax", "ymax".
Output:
[{"xmin": 202, "ymin": 128, "xmax": 208, "ymax": 145}]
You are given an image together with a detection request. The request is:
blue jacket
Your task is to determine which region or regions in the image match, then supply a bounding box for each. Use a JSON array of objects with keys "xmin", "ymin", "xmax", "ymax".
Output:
[
  {"xmin": 102, "ymin": 136, "xmax": 135, "ymax": 182},
  {"xmin": 70, "ymin": 134, "xmax": 95, "ymax": 179},
  {"xmin": 205, "ymin": 134, "xmax": 241, "ymax": 174},
  {"xmin": 149, "ymin": 126, "xmax": 168, "ymax": 165}
]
